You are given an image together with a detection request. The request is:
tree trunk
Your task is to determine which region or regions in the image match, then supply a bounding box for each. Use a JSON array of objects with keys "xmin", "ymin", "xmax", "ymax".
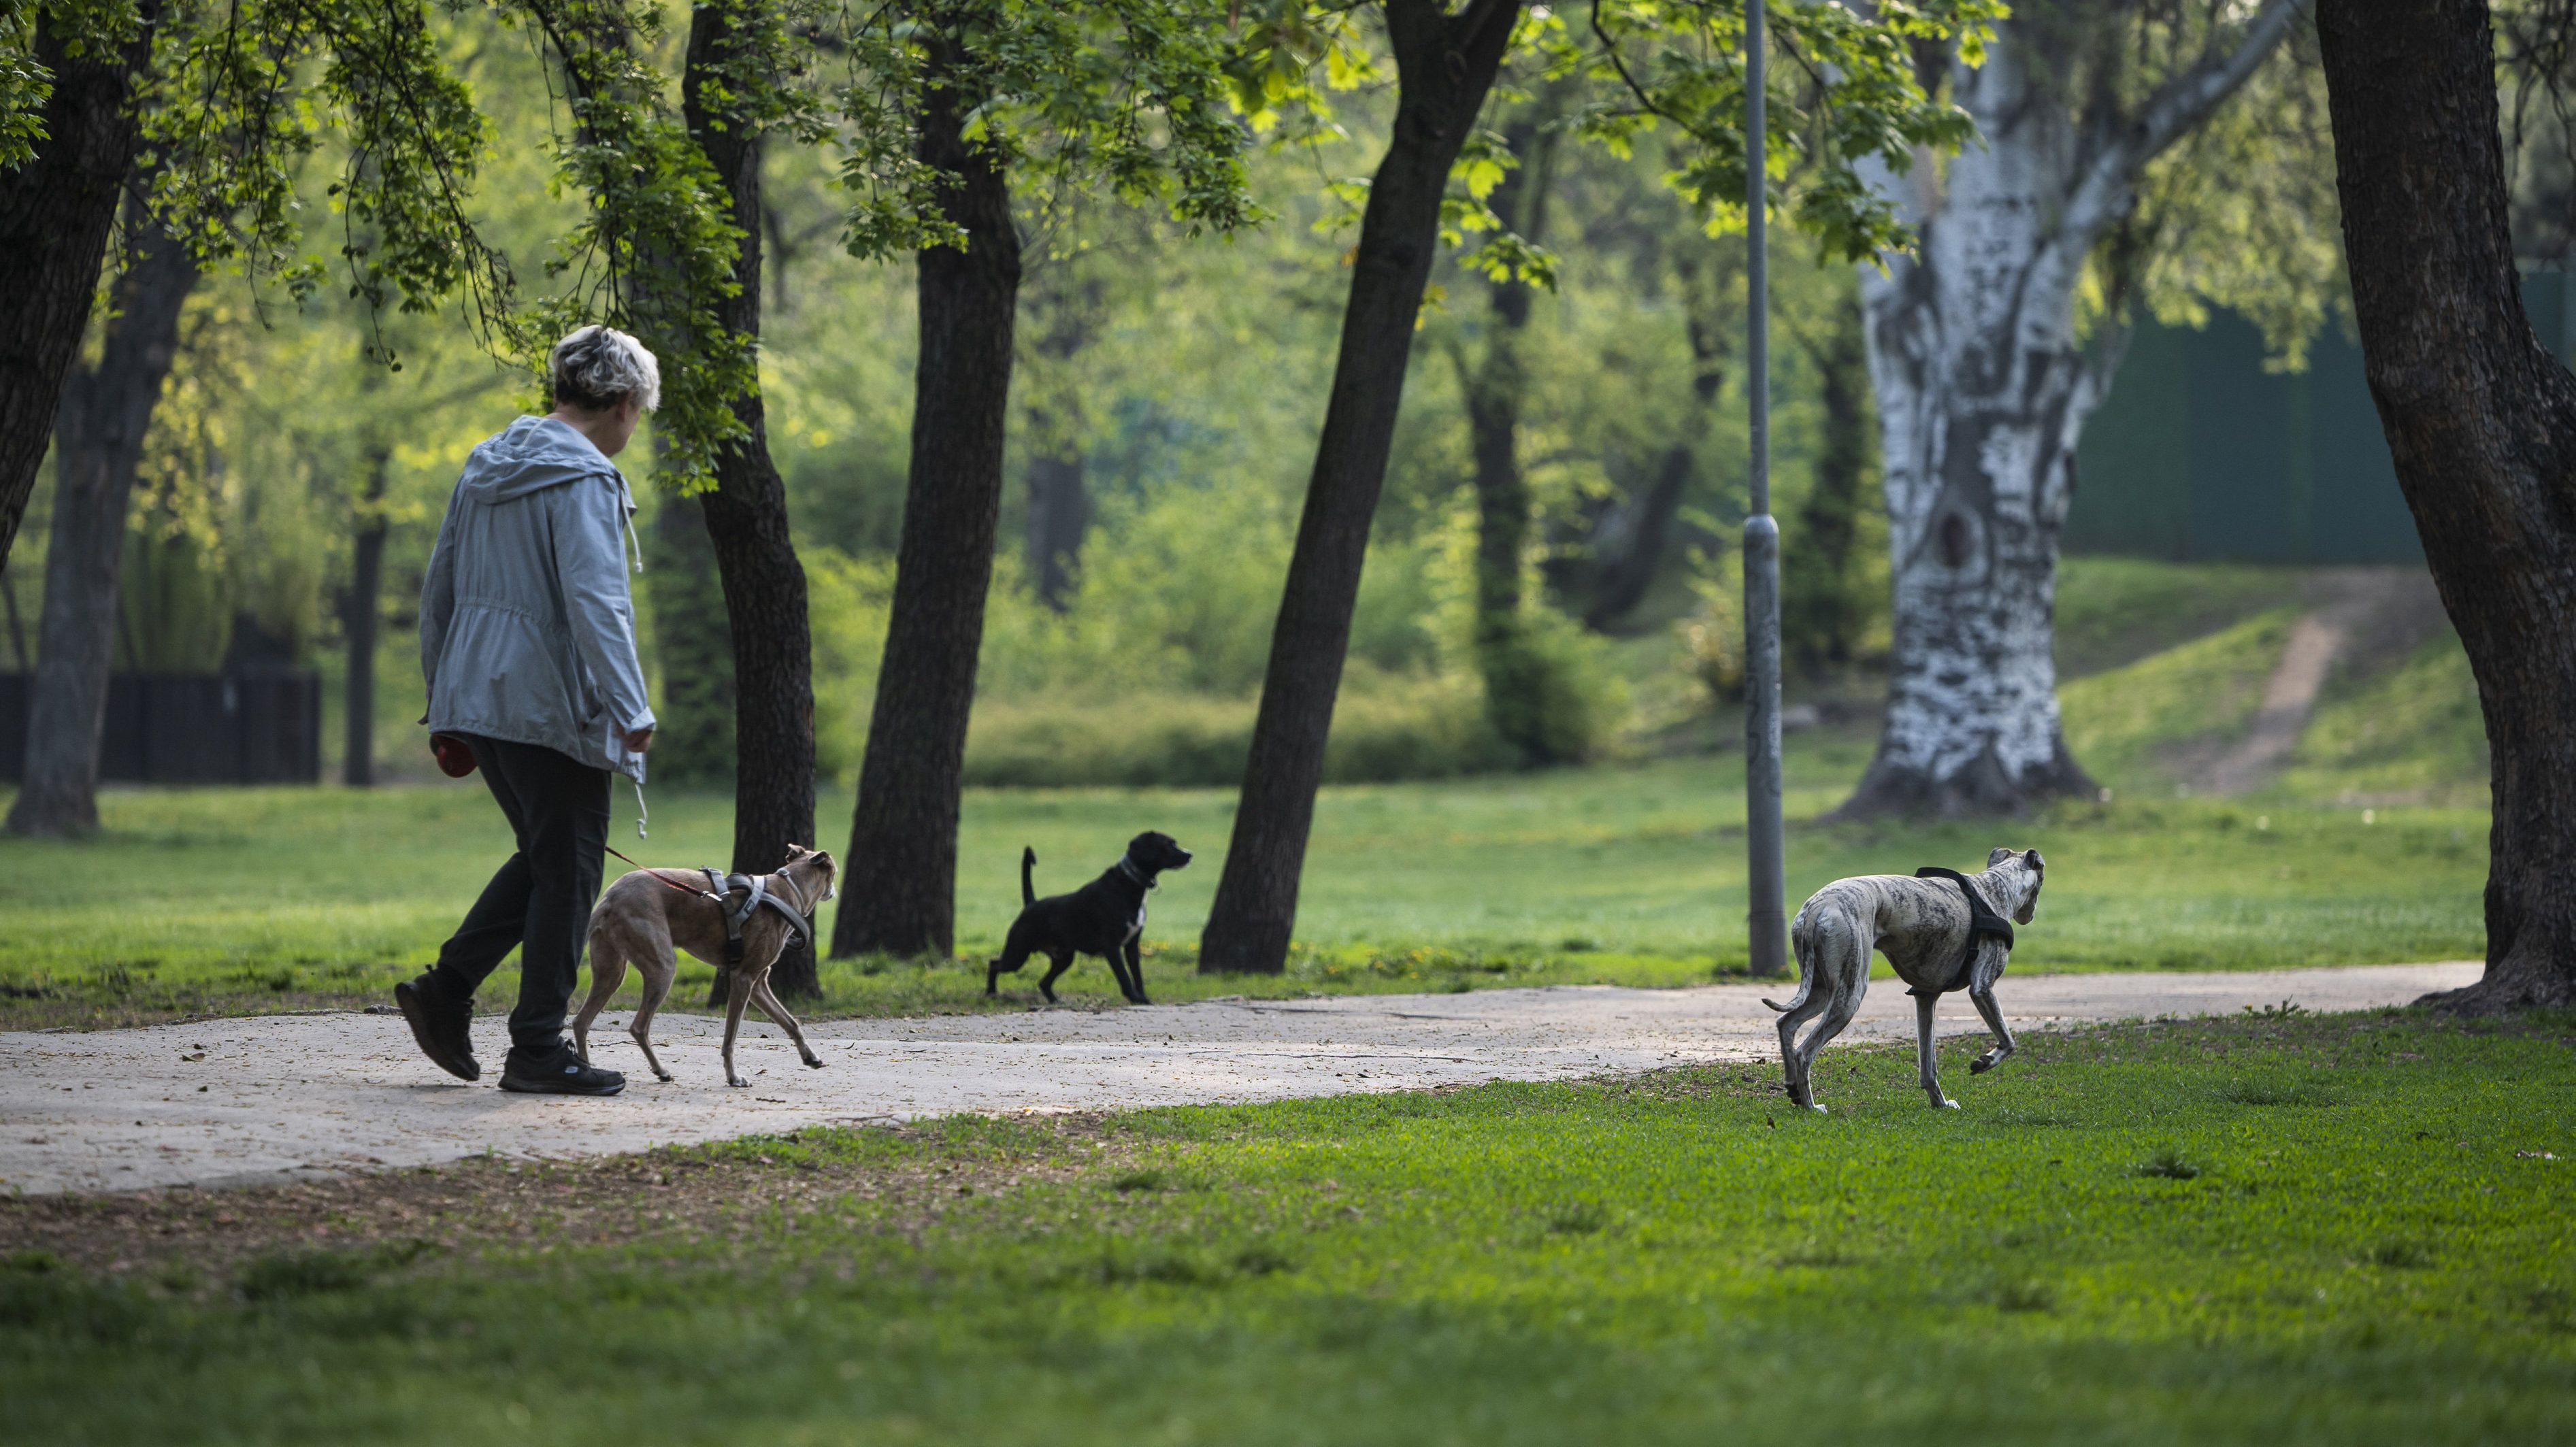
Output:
[
  {"xmin": 1455, "ymin": 112, "xmax": 1552, "ymax": 762},
  {"xmin": 831, "ymin": 36, "xmax": 1021, "ymax": 960},
  {"xmin": 1840, "ymin": 42, "xmax": 2103, "ymax": 816},
  {"xmin": 6, "ymin": 199, "xmax": 197, "ymax": 837},
  {"xmin": 1783, "ymin": 288, "xmax": 1876, "ymax": 673},
  {"xmin": 1198, "ymin": 0, "xmax": 1523, "ymax": 974},
  {"xmin": 1023, "ymin": 268, "xmax": 1102, "ymax": 612},
  {"xmin": 1, "ymin": 563, "xmax": 27, "ymax": 669},
  {"xmin": 1840, "ymin": 5, "xmax": 2303, "ymax": 816},
  {"xmin": 1570, "ymin": 241, "xmax": 1732, "ymax": 631},
  {"xmin": 343, "ymin": 445, "xmax": 391, "ymax": 786},
  {"xmin": 0, "ymin": 1, "xmax": 163, "ymax": 572},
  {"xmin": 682, "ymin": 0, "xmax": 819, "ymax": 1000},
  {"xmin": 645, "ymin": 486, "xmax": 737, "ymax": 786},
  {"xmin": 1023, "ymin": 452, "xmax": 1089, "ymax": 610},
  {"xmin": 2317, "ymin": 0, "xmax": 2576, "ymax": 1011}
]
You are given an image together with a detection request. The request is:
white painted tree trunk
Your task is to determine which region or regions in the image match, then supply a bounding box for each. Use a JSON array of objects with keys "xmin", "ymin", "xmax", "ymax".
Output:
[{"xmin": 1840, "ymin": 1, "xmax": 2308, "ymax": 815}]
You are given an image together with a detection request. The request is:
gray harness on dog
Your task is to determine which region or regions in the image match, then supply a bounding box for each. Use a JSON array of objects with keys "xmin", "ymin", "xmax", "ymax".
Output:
[
  {"xmin": 698, "ymin": 868, "xmax": 813, "ymax": 967},
  {"xmin": 1911, "ymin": 867, "xmax": 2014, "ymax": 997}
]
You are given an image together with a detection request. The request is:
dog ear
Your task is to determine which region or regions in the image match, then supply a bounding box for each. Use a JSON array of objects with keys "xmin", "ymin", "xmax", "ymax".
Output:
[
  {"xmin": 2024, "ymin": 848, "xmax": 2045, "ymax": 874},
  {"xmin": 1987, "ymin": 846, "xmax": 2015, "ymax": 868}
]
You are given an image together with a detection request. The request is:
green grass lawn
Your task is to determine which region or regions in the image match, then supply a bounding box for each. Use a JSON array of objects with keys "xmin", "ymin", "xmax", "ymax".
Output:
[
  {"xmin": 0, "ymin": 556, "xmax": 2496, "ymax": 1030},
  {"xmin": 6, "ymin": 1009, "xmax": 2571, "ymax": 1444},
  {"xmin": 0, "ymin": 742, "xmax": 2487, "ymax": 1029}
]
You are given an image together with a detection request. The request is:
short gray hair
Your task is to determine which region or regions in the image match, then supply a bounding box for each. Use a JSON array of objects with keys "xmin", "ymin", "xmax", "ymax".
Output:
[{"xmin": 548, "ymin": 325, "xmax": 661, "ymax": 413}]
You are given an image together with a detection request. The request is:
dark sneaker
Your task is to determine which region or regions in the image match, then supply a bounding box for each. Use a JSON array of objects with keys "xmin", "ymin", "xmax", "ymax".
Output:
[
  {"xmin": 394, "ymin": 977, "xmax": 480, "ymax": 1082},
  {"xmin": 499, "ymin": 1042, "xmax": 625, "ymax": 1097}
]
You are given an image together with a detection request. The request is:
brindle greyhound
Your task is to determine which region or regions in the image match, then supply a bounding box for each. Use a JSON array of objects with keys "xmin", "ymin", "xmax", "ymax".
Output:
[
  {"xmin": 1765, "ymin": 848, "xmax": 2046, "ymax": 1112},
  {"xmin": 572, "ymin": 844, "xmax": 838, "ymax": 1088}
]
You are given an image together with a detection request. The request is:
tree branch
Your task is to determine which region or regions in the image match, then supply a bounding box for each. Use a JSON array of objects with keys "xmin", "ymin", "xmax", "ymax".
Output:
[{"xmin": 2062, "ymin": 0, "xmax": 2311, "ymax": 242}]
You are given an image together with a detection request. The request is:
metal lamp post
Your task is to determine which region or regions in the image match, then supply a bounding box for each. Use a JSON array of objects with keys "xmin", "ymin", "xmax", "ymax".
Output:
[{"xmin": 1743, "ymin": 0, "xmax": 1788, "ymax": 977}]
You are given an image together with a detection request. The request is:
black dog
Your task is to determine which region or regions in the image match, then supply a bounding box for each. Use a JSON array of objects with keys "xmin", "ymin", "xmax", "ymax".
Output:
[{"xmin": 986, "ymin": 832, "xmax": 1192, "ymax": 1005}]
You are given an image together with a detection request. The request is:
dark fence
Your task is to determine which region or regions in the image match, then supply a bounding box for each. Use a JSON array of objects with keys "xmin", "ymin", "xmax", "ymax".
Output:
[
  {"xmin": 2069, "ymin": 271, "xmax": 2576, "ymax": 564},
  {"xmin": 0, "ymin": 672, "xmax": 321, "ymax": 785}
]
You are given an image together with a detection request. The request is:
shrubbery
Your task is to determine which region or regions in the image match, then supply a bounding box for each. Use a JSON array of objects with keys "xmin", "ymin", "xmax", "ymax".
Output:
[
  {"xmin": 803, "ymin": 482, "xmax": 1628, "ymax": 788},
  {"xmin": 959, "ymin": 669, "xmax": 1518, "ymax": 788}
]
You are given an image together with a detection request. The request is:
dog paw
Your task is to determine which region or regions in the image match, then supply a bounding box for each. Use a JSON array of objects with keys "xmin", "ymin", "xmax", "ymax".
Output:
[
  {"xmin": 1970, "ymin": 1057, "xmax": 1996, "ymax": 1074},
  {"xmin": 803, "ymin": 1056, "xmax": 823, "ymax": 1069},
  {"xmin": 1809, "ymin": 1103, "xmax": 1828, "ymax": 1114},
  {"xmin": 1936, "ymin": 1099, "xmax": 1962, "ymax": 1110}
]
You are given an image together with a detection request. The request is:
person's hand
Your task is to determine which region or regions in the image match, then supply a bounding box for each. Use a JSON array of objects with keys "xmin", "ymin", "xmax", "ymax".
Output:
[{"xmin": 623, "ymin": 725, "xmax": 655, "ymax": 753}]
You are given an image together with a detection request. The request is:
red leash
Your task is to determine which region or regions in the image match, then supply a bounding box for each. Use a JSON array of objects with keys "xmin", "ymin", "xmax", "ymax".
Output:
[{"xmin": 604, "ymin": 843, "xmax": 714, "ymax": 899}]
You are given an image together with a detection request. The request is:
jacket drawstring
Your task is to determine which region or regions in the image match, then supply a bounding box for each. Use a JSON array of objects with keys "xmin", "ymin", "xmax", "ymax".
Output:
[
  {"xmin": 621, "ymin": 480, "xmax": 646, "ymax": 576},
  {"xmin": 631, "ymin": 776, "xmax": 648, "ymax": 838}
]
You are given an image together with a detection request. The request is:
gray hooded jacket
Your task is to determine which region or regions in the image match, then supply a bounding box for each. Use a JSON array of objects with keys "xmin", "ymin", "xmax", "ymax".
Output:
[{"xmin": 420, "ymin": 416, "xmax": 655, "ymax": 782}]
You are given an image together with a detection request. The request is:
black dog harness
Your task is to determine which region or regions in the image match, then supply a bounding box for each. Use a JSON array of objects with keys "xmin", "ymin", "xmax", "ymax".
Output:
[
  {"xmin": 1911, "ymin": 867, "xmax": 2015, "ymax": 997},
  {"xmin": 697, "ymin": 868, "xmax": 814, "ymax": 967}
]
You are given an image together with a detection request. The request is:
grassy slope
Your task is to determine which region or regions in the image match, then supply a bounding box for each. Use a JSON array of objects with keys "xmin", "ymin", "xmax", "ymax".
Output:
[
  {"xmin": 2051, "ymin": 560, "xmax": 2488, "ymax": 806},
  {"xmin": 6, "ymin": 1011, "xmax": 2572, "ymax": 1444},
  {"xmin": 2052, "ymin": 557, "xmax": 2308, "ymax": 680},
  {"xmin": 0, "ymin": 754, "xmax": 2487, "ymax": 1028},
  {"xmin": 2060, "ymin": 608, "xmax": 2302, "ymax": 788},
  {"xmin": 2282, "ymin": 629, "xmax": 2490, "ymax": 805}
]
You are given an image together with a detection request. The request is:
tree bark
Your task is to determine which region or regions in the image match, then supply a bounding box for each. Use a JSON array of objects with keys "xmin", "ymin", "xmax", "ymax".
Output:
[
  {"xmin": 1783, "ymin": 288, "xmax": 1875, "ymax": 673},
  {"xmin": 644, "ymin": 488, "xmax": 736, "ymax": 787},
  {"xmin": 1844, "ymin": 102, "xmax": 2098, "ymax": 815},
  {"xmin": 2317, "ymin": 0, "xmax": 2576, "ymax": 1011},
  {"xmin": 682, "ymin": 0, "xmax": 819, "ymax": 999},
  {"xmin": 0, "ymin": 0, "xmax": 164, "ymax": 572},
  {"xmin": 1198, "ymin": 0, "xmax": 1523, "ymax": 974},
  {"xmin": 1023, "ymin": 267, "xmax": 1102, "ymax": 612},
  {"xmin": 1559, "ymin": 241, "xmax": 1733, "ymax": 632},
  {"xmin": 6, "ymin": 197, "xmax": 197, "ymax": 837},
  {"xmin": 1454, "ymin": 111, "xmax": 1554, "ymax": 762},
  {"xmin": 831, "ymin": 35, "xmax": 1021, "ymax": 961},
  {"xmin": 1840, "ymin": 5, "xmax": 2303, "ymax": 816},
  {"xmin": 342, "ymin": 444, "xmax": 391, "ymax": 786},
  {"xmin": 1592, "ymin": 249, "xmax": 1732, "ymax": 630},
  {"xmin": 1, "ymin": 563, "xmax": 27, "ymax": 669}
]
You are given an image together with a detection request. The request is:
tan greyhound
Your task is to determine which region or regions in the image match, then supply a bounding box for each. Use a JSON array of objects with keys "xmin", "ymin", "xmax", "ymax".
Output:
[{"xmin": 572, "ymin": 845, "xmax": 837, "ymax": 1087}]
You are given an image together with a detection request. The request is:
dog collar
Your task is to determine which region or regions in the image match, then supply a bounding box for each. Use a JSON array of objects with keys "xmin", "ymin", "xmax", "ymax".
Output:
[{"xmin": 1116, "ymin": 854, "xmax": 1151, "ymax": 888}]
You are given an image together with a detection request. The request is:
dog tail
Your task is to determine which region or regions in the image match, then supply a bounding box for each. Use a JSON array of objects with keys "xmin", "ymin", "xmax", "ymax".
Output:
[
  {"xmin": 1760, "ymin": 968, "xmax": 1814, "ymax": 1016},
  {"xmin": 1020, "ymin": 846, "xmax": 1036, "ymax": 908}
]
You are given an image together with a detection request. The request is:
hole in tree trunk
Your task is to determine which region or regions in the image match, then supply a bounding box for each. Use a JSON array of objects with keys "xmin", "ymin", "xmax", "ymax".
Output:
[{"xmin": 1938, "ymin": 512, "xmax": 1973, "ymax": 569}]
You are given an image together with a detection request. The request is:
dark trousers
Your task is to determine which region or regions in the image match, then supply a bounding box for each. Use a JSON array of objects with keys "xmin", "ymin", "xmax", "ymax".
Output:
[{"xmin": 427, "ymin": 735, "xmax": 610, "ymax": 1055}]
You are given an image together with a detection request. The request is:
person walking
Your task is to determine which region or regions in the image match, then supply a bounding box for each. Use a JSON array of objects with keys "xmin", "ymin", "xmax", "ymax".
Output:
[{"xmin": 393, "ymin": 326, "xmax": 661, "ymax": 1095}]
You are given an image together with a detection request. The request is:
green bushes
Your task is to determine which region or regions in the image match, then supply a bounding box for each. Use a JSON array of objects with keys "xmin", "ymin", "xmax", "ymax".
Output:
[
  {"xmin": 960, "ymin": 670, "xmax": 1520, "ymax": 788},
  {"xmin": 804, "ymin": 480, "xmax": 1628, "ymax": 788}
]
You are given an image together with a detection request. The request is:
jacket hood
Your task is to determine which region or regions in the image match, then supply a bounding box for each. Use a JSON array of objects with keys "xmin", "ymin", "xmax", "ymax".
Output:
[{"xmin": 461, "ymin": 416, "xmax": 621, "ymax": 502}]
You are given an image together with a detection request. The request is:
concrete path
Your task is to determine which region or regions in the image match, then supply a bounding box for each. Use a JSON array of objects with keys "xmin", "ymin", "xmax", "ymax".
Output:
[{"xmin": 0, "ymin": 963, "xmax": 2475, "ymax": 1195}]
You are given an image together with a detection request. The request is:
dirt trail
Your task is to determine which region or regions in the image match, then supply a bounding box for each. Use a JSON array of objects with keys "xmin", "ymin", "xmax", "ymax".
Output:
[
  {"xmin": 2202, "ymin": 567, "xmax": 2445, "ymax": 795},
  {"xmin": 0, "ymin": 963, "xmax": 2475, "ymax": 1196}
]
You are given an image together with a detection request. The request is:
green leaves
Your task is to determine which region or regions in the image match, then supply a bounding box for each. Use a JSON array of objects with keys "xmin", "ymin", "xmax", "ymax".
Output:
[
  {"xmin": 1572, "ymin": 0, "xmax": 2001, "ymax": 261},
  {"xmin": 1239, "ymin": 0, "xmax": 1994, "ymax": 301},
  {"xmin": 144, "ymin": 0, "xmax": 510, "ymax": 351},
  {"xmin": 0, "ymin": 0, "xmax": 149, "ymax": 166},
  {"xmin": 833, "ymin": 0, "xmax": 1265, "ymax": 264},
  {"xmin": 506, "ymin": 0, "xmax": 757, "ymax": 490}
]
